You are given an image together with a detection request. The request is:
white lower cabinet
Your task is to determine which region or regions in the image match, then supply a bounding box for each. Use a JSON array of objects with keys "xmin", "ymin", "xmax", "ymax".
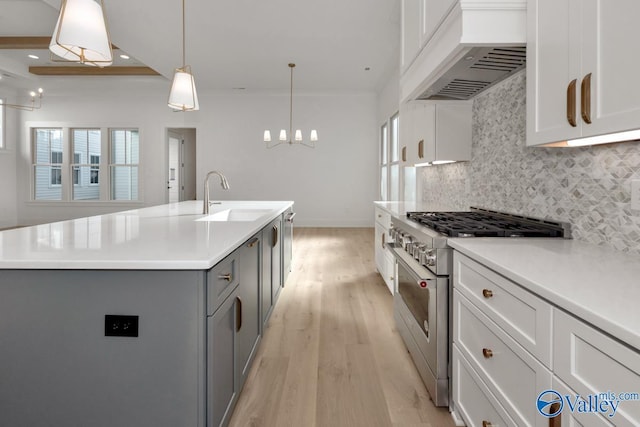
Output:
[
  {"xmin": 453, "ymin": 345, "xmax": 517, "ymax": 427},
  {"xmin": 453, "ymin": 250, "xmax": 640, "ymax": 427},
  {"xmin": 553, "ymin": 309, "xmax": 640, "ymax": 427},
  {"xmin": 453, "ymin": 290, "xmax": 552, "ymax": 427},
  {"xmin": 374, "ymin": 206, "xmax": 395, "ymax": 294}
]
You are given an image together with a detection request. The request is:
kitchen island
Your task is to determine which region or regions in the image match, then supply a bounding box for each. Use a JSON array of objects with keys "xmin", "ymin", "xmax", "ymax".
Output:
[{"xmin": 0, "ymin": 200, "xmax": 293, "ymax": 427}]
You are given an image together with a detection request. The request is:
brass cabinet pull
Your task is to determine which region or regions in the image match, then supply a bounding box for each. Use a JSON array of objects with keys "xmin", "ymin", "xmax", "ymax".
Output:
[
  {"xmin": 482, "ymin": 289, "xmax": 493, "ymax": 298},
  {"xmin": 581, "ymin": 72, "xmax": 592, "ymax": 124},
  {"xmin": 236, "ymin": 296, "xmax": 242, "ymax": 332},
  {"xmin": 482, "ymin": 348, "xmax": 494, "ymax": 358},
  {"xmin": 218, "ymin": 273, "xmax": 232, "ymax": 281},
  {"xmin": 402, "ymin": 146, "xmax": 407, "ymax": 162},
  {"xmin": 418, "ymin": 139, "xmax": 424, "ymax": 159},
  {"xmin": 482, "ymin": 421, "xmax": 493, "ymax": 427},
  {"xmin": 272, "ymin": 225, "xmax": 279, "ymax": 247},
  {"xmin": 567, "ymin": 79, "xmax": 577, "ymax": 127},
  {"xmin": 549, "ymin": 402, "xmax": 562, "ymax": 427},
  {"xmin": 246, "ymin": 237, "xmax": 259, "ymax": 248}
]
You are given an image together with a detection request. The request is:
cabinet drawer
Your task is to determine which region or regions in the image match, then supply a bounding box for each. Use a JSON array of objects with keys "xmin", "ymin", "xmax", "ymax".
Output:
[
  {"xmin": 374, "ymin": 207, "xmax": 391, "ymax": 229},
  {"xmin": 554, "ymin": 309, "xmax": 640, "ymax": 426},
  {"xmin": 207, "ymin": 253, "xmax": 239, "ymax": 315},
  {"xmin": 454, "ymin": 290, "xmax": 552, "ymax": 427},
  {"xmin": 453, "ymin": 345, "xmax": 516, "ymax": 427},
  {"xmin": 552, "ymin": 376, "xmax": 613, "ymax": 427},
  {"xmin": 454, "ymin": 252, "xmax": 552, "ymax": 367}
]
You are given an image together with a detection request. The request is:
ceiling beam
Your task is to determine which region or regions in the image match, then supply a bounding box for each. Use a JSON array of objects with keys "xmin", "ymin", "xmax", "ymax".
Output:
[
  {"xmin": 0, "ymin": 36, "xmax": 119, "ymax": 50},
  {"xmin": 0, "ymin": 36, "xmax": 52, "ymax": 49},
  {"xmin": 29, "ymin": 66, "xmax": 160, "ymax": 76}
]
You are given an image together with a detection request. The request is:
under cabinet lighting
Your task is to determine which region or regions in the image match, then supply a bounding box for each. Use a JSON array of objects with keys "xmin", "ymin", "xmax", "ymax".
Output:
[{"xmin": 565, "ymin": 129, "xmax": 640, "ymax": 147}]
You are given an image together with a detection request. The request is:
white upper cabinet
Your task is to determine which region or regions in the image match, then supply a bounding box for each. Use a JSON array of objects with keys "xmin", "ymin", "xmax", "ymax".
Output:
[
  {"xmin": 420, "ymin": 0, "xmax": 456, "ymax": 47},
  {"xmin": 527, "ymin": 0, "xmax": 640, "ymax": 146},
  {"xmin": 401, "ymin": 100, "xmax": 472, "ymax": 166},
  {"xmin": 401, "ymin": 0, "xmax": 421, "ymax": 72}
]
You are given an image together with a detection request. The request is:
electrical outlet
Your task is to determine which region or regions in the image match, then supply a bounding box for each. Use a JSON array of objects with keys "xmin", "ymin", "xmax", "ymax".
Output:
[
  {"xmin": 104, "ymin": 315, "xmax": 139, "ymax": 337},
  {"xmin": 632, "ymin": 180, "xmax": 640, "ymax": 211}
]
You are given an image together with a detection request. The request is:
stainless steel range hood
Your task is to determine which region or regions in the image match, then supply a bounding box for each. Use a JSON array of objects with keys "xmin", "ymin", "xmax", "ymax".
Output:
[
  {"xmin": 416, "ymin": 46, "xmax": 526, "ymax": 100},
  {"xmin": 400, "ymin": 0, "xmax": 527, "ymax": 103}
]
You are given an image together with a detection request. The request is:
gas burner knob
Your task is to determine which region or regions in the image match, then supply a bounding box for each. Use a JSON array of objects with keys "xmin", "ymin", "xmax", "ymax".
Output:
[
  {"xmin": 412, "ymin": 243, "xmax": 425, "ymax": 260},
  {"xmin": 424, "ymin": 250, "xmax": 437, "ymax": 267},
  {"xmin": 410, "ymin": 242, "xmax": 422, "ymax": 258},
  {"xmin": 402, "ymin": 235, "xmax": 413, "ymax": 250}
]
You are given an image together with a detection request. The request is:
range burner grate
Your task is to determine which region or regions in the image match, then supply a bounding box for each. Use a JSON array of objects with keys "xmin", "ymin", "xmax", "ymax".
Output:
[{"xmin": 406, "ymin": 210, "xmax": 566, "ymax": 238}]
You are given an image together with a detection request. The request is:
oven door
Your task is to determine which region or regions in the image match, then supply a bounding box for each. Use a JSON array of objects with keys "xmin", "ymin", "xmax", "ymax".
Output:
[{"xmin": 389, "ymin": 245, "xmax": 449, "ymax": 383}]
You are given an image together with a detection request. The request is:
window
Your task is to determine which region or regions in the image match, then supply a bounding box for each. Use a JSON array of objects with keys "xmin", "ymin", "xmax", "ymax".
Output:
[
  {"xmin": 379, "ymin": 113, "xmax": 400, "ymax": 201},
  {"xmin": 30, "ymin": 126, "xmax": 139, "ymax": 202},
  {"xmin": 72, "ymin": 129, "xmax": 101, "ymax": 200},
  {"xmin": 110, "ymin": 129, "xmax": 139, "ymax": 200},
  {"xmin": 33, "ymin": 128, "xmax": 63, "ymax": 200},
  {"xmin": 380, "ymin": 123, "xmax": 388, "ymax": 200}
]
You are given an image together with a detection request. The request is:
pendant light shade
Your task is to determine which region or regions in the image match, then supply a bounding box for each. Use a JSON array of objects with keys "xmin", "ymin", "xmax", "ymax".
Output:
[
  {"xmin": 168, "ymin": 0, "xmax": 199, "ymax": 111},
  {"xmin": 168, "ymin": 67, "xmax": 199, "ymax": 111},
  {"xmin": 49, "ymin": 0, "xmax": 113, "ymax": 67}
]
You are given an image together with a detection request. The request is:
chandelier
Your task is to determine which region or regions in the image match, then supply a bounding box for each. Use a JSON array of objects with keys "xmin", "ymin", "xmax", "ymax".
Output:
[
  {"xmin": 168, "ymin": 0, "xmax": 199, "ymax": 111},
  {"xmin": 2, "ymin": 88, "xmax": 44, "ymax": 111},
  {"xmin": 263, "ymin": 63, "xmax": 317, "ymax": 148},
  {"xmin": 49, "ymin": 0, "xmax": 113, "ymax": 67}
]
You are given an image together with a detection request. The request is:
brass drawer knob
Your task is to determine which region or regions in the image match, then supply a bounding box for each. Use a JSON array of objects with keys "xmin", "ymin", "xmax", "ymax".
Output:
[
  {"xmin": 482, "ymin": 421, "xmax": 493, "ymax": 427},
  {"xmin": 482, "ymin": 289, "xmax": 493, "ymax": 298},
  {"xmin": 482, "ymin": 348, "xmax": 493, "ymax": 359}
]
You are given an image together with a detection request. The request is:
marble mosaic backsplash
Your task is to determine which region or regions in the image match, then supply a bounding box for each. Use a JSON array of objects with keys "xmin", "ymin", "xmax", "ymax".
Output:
[{"xmin": 420, "ymin": 71, "xmax": 640, "ymax": 255}]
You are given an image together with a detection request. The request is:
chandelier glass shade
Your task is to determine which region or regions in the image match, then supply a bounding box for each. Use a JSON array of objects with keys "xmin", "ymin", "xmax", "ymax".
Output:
[
  {"xmin": 168, "ymin": 0, "xmax": 199, "ymax": 111},
  {"xmin": 49, "ymin": 0, "xmax": 113, "ymax": 67},
  {"xmin": 264, "ymin": 63, "xmax": 317, "ymax": 148}
]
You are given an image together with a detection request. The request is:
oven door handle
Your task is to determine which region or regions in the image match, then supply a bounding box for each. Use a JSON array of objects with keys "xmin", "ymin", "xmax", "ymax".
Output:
[{"xmin": 387, "ymin": 243, "xmax": 437, "ymax": 286}]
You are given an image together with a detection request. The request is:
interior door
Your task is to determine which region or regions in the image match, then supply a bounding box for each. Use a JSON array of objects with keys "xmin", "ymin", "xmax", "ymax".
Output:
[{"xmin": 168, "ymin": 133, "xmax": 181, "ymax": 203}]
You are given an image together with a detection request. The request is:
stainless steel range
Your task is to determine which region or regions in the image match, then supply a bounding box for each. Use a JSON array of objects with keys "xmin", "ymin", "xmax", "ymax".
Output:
[{"xmin": 387, "ymin": 207, "xmax": 570, "ymax": 408}]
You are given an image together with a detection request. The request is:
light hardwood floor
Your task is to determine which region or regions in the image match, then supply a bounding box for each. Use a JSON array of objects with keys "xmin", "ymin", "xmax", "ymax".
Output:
[{"xmin": 228, "ymin": 228, "xmax": 455, "ymax": 427}]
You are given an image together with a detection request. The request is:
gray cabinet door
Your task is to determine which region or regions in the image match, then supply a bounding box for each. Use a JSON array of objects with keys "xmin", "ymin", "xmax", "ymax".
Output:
[
  {"xmin": 208, "ymin": 290, "xmax": 237, "ymax": 427},
  {"xmin": 271, "ymin": 217, "xmax": 282, "ymax": 304},
  {"xmin": 236, "ymin": 234, "xmax": 261, "ymax": 389}
]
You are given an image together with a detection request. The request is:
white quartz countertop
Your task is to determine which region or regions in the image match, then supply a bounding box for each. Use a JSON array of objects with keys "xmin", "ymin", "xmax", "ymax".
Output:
[
  {"xmin": 0, "ymin": 200, "xmax": 293, "ymax": 270},
  {"xmin": 448, "ymin": 238, "xmax": 640, "ymax": 351}
]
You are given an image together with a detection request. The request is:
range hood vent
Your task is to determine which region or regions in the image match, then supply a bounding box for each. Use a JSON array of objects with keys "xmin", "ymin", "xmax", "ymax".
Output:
[{"xmin": 417, "ymin": 46, "xmax": 526, "ymax": 100}]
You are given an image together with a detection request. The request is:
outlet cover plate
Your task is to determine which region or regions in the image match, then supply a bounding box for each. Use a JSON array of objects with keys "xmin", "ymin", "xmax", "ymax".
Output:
[{"xmin": 632, "ymin": 180, "xmax": 640, "ymax": 211}]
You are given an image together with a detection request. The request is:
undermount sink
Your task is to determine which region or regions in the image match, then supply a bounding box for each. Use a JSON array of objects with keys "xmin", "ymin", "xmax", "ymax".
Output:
[{"xmin": 196, "ymin": 209, "xmax": 272, "ymax": 222}]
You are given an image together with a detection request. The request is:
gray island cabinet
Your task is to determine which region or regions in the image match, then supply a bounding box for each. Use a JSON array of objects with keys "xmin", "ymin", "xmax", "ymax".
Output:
[{"xmin": 0, "ymin": 200, "xmax": 293, "ymax": 427}]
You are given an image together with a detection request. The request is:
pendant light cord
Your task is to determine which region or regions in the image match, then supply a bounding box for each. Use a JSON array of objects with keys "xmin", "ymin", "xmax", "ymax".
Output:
[
  {"xmin": 289, "ymin": 63, "xmax": 294, "ymax": 142},
  {"xmin": 182, "ymin": 0, "xmax": 186, "ymax": 66}
]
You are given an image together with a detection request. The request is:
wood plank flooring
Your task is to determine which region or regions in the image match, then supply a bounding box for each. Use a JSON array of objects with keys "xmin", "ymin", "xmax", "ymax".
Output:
[{"xmin": 228, "ymin": 228, "xmax": 455, "ymax": 427}]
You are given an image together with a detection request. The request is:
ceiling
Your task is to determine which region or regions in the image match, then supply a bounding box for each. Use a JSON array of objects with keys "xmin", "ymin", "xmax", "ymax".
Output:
[{"xmin": 0, "ymin": 0, "xmax": 400, "ymax": 94}]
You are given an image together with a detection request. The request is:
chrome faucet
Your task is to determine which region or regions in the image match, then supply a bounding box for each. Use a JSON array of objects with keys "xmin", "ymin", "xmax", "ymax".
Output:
[{"xmin": 203, "ymin": 171, "xmax": 230, "ymax": 214}]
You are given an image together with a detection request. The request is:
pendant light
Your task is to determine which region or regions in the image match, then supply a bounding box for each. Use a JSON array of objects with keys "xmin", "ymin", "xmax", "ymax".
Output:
[
  {"xmin": 1, "ymin": 88, "xmax": 44, "ymax": 111},
  {"xmin": 168, "ymin": 0, "xmax": 199, "ymax": 111},
  {"xmin": 49, "ymin": 0, "xmax": 113, "ymax": 67},
  {"xmin": 264, "ymin": 63, "xmax": 317, "ymax": 148}
]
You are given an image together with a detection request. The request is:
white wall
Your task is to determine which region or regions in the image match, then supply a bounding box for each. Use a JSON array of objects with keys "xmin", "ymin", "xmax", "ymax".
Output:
[
  {"xmin": 15, "ymin": 83, "xmax": 378, "ymax": 227},
  {"xmin": 0, "ymin": 87, "xmax": 19, "ymax": 229}
]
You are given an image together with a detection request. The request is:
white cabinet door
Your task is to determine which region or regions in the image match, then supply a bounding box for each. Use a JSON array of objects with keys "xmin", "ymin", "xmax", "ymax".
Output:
[
  {"xmin": 433, "ymin": 103, "xmax": 472, "ymax": 162},
  {"xmin": 582, "ymin": 0, "xmax": 640, "ymax": 138},
  {"xmin": 420, "ymin": 0, "xmax": 456, "ymax": 46},
  {"xmin": 526, "ymin": 0, "xmax": 581, "ymax": 146},
  {"xmin": 401, "ymin": 0, "xmax": 421, "ymax": 72},
  {"xmin": 414, "ymin": 102, "xmax": 436, "ymax": 164},
  {"xmin": 527, "ymin": 0, "xmax": 640, "ymax": 146}
]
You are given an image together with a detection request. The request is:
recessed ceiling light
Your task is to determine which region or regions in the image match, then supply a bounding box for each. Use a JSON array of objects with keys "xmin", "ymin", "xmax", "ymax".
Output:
[
  {"xmin": 119, "ymin": 54, "xmax": 130, "ymax": 60},
  {"xmin": 28, "ymin": 54, "xmax": 39, "ymax": 59},
  {"xmin": 364, "ymin": 67, "xmax": 371, "ymax": 71}
]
